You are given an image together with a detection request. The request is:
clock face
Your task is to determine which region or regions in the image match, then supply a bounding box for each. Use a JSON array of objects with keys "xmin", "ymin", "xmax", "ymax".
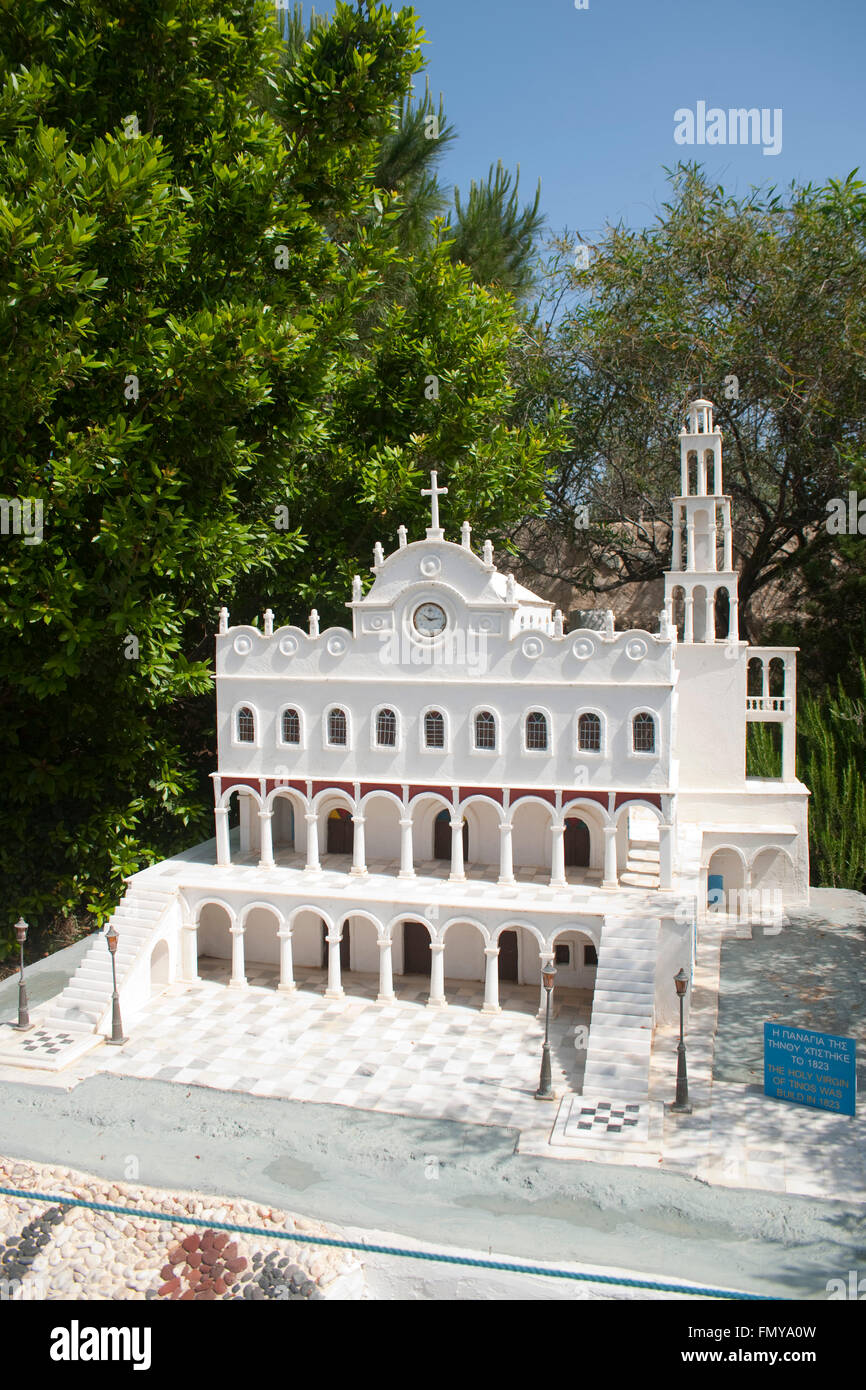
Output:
[{"xmin": 413, "ymin": 602, "xmax": 447, "ymax": 636}]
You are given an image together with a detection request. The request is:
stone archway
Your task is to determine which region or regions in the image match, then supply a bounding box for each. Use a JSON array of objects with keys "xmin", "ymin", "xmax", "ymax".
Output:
[
  {"xmin": 564, "ymin": 817, "xmax": 590, "ymax": 867},
  {"xmin": 327, "ymin": 807, "xmax": 354, "ymax": 855}
]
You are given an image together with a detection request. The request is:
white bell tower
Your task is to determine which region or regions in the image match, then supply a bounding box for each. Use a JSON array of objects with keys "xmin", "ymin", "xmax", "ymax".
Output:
[{"xmin": 664, "ymin": 398, "xmax": 739, "ymax": 642}]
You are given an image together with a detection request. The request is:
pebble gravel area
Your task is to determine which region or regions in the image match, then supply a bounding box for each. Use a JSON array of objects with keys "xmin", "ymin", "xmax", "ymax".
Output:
[{"xmin": 0, "ymin": 1157, "xmax": 366, "ymax": 1301}]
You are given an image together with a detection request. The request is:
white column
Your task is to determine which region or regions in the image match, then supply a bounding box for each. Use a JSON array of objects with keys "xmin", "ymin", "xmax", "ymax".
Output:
[
  {"xmin": 684, "ymin": 593, "xmax": 694, "ymax": 643},
  {"xmin": 305, "ymin": 812, "xmax": 320, "ymax": 871},
  {"xmin": 723, "ymin": 502, "xmax": 733, "ymax": 570},
  {"xmin": 686, "ymin": 514, "xmax": 696, "ymax": 570},
  {"xmin": 428, "ymin": 942, "xmax": 447, "ymax": 1007},
  {"xmin": 449, "ymin": 815, "xmax": 465, "ymax": 882},
  {"xmin": 658, "ymin": 824, "xmax": 674, "ymax": 890},
  {"xmin": 350, "ymin": 814, "xmax": 367, "ymax": 876},
  {"xmin": 398, "ymin": 818, "xmax": 415, "ymax": 879},
  {"xmin": 550, "ymin": 821, "xmax": 566, "ymax": 886},
  {"xmin": 707, "ymin": 586, "xmax": 717, "ymax": 642},
  {"xmin": 325, "ymin": 931, "xmax": 344, "ymax": 999},
  {"xmin": 277, "ymin": 927, "xmax": 296, "ymax": 992},
  {"xmin": 181, "ymin": 923, "xmax": 199, "ymax": 982},
  {"xmin": 762, "ymin": 660, "xmax": 770, "ymax": 705},
  {"xmin": 215, "ymin": 807, "xmax": 231, "ymax": 866},
  {"xmin": 602, "ymin": 825, "xmax": 618, "ymax": 888},
  {"xmin": 258, "ymin": 810, "xmax": 274, "ymax": 868},
  {"xmin": 537, "ymin": 950, "xmax": 555, "ymax": 1015},
  {"xmin": 497, "ymin": 821, "xmax": 515, "ymax": 884},
  {"xmin": 672, "ymin": 504, "xmax": 682, "ymax": 570},
  {"xmin": 481, "ymin": 947, "xmax": 501, "ymax": 1014},
  {"xmin": 229, "ymin": 924, "xmax": 248, "ymax": 989},
  {"xmin": 377, "ymin": 938, "xmax": 395, "ymax": 1002},
  {"xmin": 709, "ymin": 506, "xmax": 718, "ymax": 572}
]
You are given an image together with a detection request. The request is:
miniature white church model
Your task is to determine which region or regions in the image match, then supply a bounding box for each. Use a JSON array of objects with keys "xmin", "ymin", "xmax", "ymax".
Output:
[{"xmin": 44, "ymin": 399, "xmax": 810, "ymax": 1100}]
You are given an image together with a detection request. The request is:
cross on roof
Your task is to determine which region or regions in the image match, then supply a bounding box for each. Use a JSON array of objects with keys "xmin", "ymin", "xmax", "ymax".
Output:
[{"xmin": 422, "ymin": 469, "xmax": 448, "ymax": 535}]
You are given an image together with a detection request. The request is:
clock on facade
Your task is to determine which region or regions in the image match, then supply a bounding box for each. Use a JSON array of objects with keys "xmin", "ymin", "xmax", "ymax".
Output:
[{"xmin": 413, "ymin": 601, "xmax": 448, "ymax": 636}]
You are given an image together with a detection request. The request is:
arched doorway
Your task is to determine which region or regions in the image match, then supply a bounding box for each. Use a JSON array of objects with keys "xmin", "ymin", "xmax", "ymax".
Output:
[
  {"xmin": 433, "ymin": 809, "xmax": 468, "ymax": 863},
  {"xmin": 327, "ymin": 807, "xmax": 354, "ymax": 855},
  {"xmin": 498, "ymin": 929, "xmax": 518, "ymax": 981},
  {"xmin": 564, "ymin": 817, "xmax": 590, "ymax": 867},
  {"xmin": 402, "ymin": 920, "xmax": 431, "ymax": 976}
]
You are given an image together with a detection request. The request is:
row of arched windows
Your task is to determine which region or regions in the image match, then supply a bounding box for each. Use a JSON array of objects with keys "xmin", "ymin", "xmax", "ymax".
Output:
[{"xmin": 234, "ymin": 706, "xmax": 658, "ymax": 755}]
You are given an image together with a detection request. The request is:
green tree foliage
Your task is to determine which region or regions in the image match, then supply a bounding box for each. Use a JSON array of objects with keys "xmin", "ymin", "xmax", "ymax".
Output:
[
  {"xmin": 272, "ymin": 6, "xmax": 544, "ymax": 297},
  {"xmin": 514, "ymin": 165, "xmax": 866, "ymax": 657},
  {"xmin": 747, "ymin": 666, "xmax": 866, "ymax": 891},
  {"xmin": 0, "ymin": 0, "xmax": 564, "ymax": 941}
]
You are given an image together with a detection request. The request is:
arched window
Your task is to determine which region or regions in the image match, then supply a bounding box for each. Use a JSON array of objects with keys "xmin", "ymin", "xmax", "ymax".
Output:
[
  {"xmin": 281, "ymin": 708, "xmax": 300, "ymax": 744},
  {"xmin": 578, "ymin": 712, "xmax": 601, "ymax": 752},
  {"xmin": 376, "ymin": 708, "xmax": 397, "ymax": 746},
  {"xmin": 328, "ymin": 708, "xmax": 347, "ymax": 746},
  {"xmin": 425, "ymin": 710, "xmax": 445, "ymax": 748},
  {"xmin": 632, "ymin": 712, "xmax": 656, "ymax": 753},
  {"xmin": 525, "ymin": 711, "xmax": 548, "ymax": 750},
  {"xmin": 475, "ymin": 711, "xmax": 496, "ymax": 750},
  {"xmin": 237, "ymin": 707, "xmax": 255, "ymax": 743}
]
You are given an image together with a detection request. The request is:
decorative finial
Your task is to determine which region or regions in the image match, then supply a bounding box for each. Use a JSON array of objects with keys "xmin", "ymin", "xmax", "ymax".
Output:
[
  {"xmin": 659, "ymin": 608, "xmax": 673, "ymax": 640},
  {"xmin": 219, "ymin": 606, "xmax": 229, "ymax": 634},
  {"xmin": 264, "ymin": 608, "xmax": 274, "ymax": 636},
  {"xmin": 603, "ymin": 610, "xmax": 614, "ymax": 639},
  {"xmin": 398, "ymin": 525, "xmax": 407, "ymax": 549},
  {"xmin": 309, "ymin": 609, "xmax": 319, "ymax": 638},
  {"xmin": 505, "ymin": 574, "xmax": 516, "ymax": 603},
  {"xmin": 461, "ymin": 521, "xmax": 472, "ymax": 550},
  {"xmin": 373, "ymin": 541, "xmax": 385, "ymax": 568},
  {"xmin": 554, "ymin": 609, "xmax": 564, "ymax": 637},
  {"xmin": 421, "ymin": 469, "xmax": 448, "ymax": 537},
  {"xmin": 352, "ymin": 575, "xmax": 362, "ymax": 602},
  {"xmin": 482, "ymin": 539, "xmax": 494, "ymax": 567}
]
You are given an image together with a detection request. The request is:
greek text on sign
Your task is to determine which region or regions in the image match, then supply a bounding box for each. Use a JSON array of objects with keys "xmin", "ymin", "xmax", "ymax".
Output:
[{"xmin": 763, "ymin": 1023, "xmax": 856, "ymax": 1116}]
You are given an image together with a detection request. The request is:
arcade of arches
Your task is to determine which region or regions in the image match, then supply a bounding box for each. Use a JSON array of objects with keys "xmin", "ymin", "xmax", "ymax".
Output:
[
  {"xmin": 212, "ymin": 783, "xmax": 676, "ymax": 891},
  {"xmin": 192, "ymin": 901, "xmax": 600, "ymax": 1016}
]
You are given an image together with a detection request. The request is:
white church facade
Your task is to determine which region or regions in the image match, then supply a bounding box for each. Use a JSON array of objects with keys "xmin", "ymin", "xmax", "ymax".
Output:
[{"xmin": 42, "ymin": 400, "xmax": 810, "ymax": 1100}]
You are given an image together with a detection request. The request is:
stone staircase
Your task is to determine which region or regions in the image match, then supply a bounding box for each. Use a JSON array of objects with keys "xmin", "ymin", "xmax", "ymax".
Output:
[
  {"xmin": 620, "ymin": 811, "xmax": 661, "ymax": 889},
  {"xmin": 42, "ymin": 883, "xmax": 177, "ymax": 1036},
  {"xmin": 581, "ymin": 915, "xmax": 660, "ymax": 1100}
]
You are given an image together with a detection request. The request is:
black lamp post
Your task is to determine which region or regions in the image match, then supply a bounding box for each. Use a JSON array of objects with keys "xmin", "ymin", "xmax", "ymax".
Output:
[
  {"xmin": 535, "ymin": 964, "xmax": 557, "ymax": 1100},
  {"xmin": 105, "ymin": 926, "xmax": 128, "ymax": 1046},
  {"xmin": 670, "ymin": 966, "xmax": 692, "ymax": 1114},
  {"xmin": 11, "ymin": 918, "xmax": 33, "ymax": 1031}
]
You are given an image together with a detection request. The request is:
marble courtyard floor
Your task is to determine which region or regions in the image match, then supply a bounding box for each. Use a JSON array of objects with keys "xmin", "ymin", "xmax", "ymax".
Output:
[{"xmin": 90, "ymin": 962, "xmax": 591, "ymax": 1133}]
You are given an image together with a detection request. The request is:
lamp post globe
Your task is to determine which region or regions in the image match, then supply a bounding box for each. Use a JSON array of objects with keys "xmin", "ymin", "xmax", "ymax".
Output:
[
  {"xmin": 535, "ymin": 964, "xmax": 557, "ymax": 1101},
  {"xmin": 105, "ymin": 925, "xmax": 128, "ymax": 1046},
  {"xmin": 670, "ymin": 966, "xmax": 692, "ymax": 1114},
  {"xmin": 11, "ymin": 918, "xmax": 33, "ymax": 1032}
]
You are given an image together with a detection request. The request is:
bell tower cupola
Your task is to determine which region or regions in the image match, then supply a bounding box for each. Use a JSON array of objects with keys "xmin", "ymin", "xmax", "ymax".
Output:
[{"xmin": 664, "ymin": 398, "xmax": 739, "ymax": 642}]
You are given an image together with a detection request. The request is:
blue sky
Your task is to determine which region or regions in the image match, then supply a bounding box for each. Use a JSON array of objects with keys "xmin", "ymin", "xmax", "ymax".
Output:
[{"xmin": 293, "ymin": 0, "xmax": 866, "ymax": 241}]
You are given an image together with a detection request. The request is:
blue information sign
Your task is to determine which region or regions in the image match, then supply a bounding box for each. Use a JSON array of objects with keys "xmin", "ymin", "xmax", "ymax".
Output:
[{"xmin": 764, "ymin": 1023, "xmax": 857, "ymax": 1116}]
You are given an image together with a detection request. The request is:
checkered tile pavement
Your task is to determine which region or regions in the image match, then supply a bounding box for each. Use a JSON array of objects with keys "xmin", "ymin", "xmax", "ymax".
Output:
[
  {"xmin": 18, "ymin": 1027, "xmax": 78, "ymax": 1056},
  {"xmin": 93, "ymin": 961, "xmax": 592, "ymax": 1129}
]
